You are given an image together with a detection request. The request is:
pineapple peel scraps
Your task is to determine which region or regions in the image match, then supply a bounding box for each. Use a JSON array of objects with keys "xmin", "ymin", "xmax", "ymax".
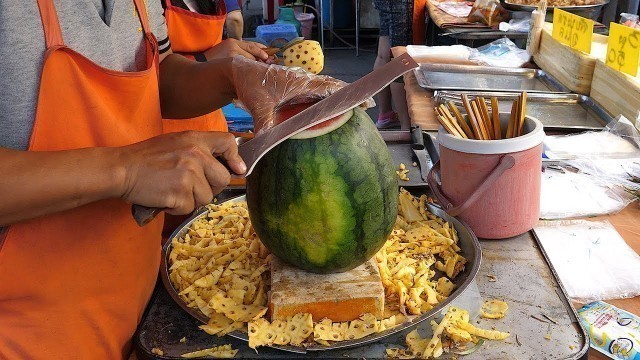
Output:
[{"xmin": 403, "ymin": 306, "xmax": 510, "ymax": 359}]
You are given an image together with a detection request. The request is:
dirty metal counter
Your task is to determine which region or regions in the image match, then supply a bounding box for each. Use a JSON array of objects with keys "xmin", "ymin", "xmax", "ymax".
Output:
[
  {"xmin": 135, "ymin": 188, "xmax": 588, "ymax": 359},
  {"xmin": 391, "ymin": 45, "xmax": 640, "ymax": 360}
]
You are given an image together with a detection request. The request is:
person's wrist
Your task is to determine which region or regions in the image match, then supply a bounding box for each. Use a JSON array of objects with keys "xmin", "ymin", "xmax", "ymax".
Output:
[{"xmin": 103, "ymin": 146, "xmax": 130, "ymax": 200}]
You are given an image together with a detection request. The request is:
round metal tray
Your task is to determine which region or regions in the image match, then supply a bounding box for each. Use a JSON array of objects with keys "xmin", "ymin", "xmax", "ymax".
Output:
[
  {"xmin": 160, "ymin": 194, "xmax": 482, "ymax": 353},
  {"xmin": 501, "ymin": 0, "xmax": 608, "ymax": 20}
]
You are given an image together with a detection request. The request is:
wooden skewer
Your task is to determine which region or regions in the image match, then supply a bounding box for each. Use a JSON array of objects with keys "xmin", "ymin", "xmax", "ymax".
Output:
[
  {"xmin": 462, "ymin": 94, "xmax": 482, "ymax": 140},
  {"xmin": 440, "ymin": 105, "xmax": 468, "ymax": 139},
  {"xmin": 439, "ymin": 108, "xmax": 465, "ymax": 138},
  {"xmin": 517, "ymin": 92, "xmax": 527, "ymax": 137},
  {"xmin": 506, "ymin": 98, "xmax": 519, "ymax": 139},
  {"xmin": 471, "ymin": 100, "xmax": 489, "ymax": 140},
  {"xmin": 447, "ymin": 101, "xmax": 474, "ymax": 139},
  {"xmin": 477, "ymin": 97, "xmax": 494, "ymax": 140},
  {"xmin": 435, "ymin": 109, "xmax": 463, "ymax": 138},
  {"xmin": 491, "ymin": 97, "xmax": 502, "ymax": 140}
]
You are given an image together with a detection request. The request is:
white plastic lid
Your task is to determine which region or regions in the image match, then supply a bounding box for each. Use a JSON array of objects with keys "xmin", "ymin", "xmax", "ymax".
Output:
[{"xmin": 437, "ymin": 115, "xmax": 545, "ymax": 155}]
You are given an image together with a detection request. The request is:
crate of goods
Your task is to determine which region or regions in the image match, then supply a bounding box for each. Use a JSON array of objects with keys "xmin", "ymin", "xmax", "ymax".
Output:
[
  {"xmin": 590, "ymin": 59, "xmax": 640, "ymax": 123},
  {"xmin": 534, "ymin": 23, "xmax": 608, "ymax": 95}
]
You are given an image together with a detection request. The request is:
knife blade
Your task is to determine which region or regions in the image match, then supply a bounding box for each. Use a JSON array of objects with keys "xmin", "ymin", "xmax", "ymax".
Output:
[
  {"xmin": 410, "ymin": 125, "xmax": 432, "ymax": 183},
  {"xmin": 132, "ymin": 53, "xmax": 418, "ymax": 226},
  {"xmin": 239, "ymin": 52, "xmax": 418, "ymax": 177}
]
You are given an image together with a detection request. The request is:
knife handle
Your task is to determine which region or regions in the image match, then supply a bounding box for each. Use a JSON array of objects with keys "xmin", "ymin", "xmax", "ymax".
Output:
[
  {"xmin": 410, "ymin": 125, "xmax": 425, "ymax": 150},
  {"xmin": 132, "ymin": 204, "xmax": 161, "ymax": 227}
]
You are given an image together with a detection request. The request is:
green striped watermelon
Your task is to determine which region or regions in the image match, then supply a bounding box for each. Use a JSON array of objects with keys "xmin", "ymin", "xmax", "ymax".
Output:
[{"xmin": 246, "ymin": 106, "xmax": 398, "ymax": 273}]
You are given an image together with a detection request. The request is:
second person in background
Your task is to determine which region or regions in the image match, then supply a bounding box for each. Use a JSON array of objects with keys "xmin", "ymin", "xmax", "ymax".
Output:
[
  {"xmin": 373, "ymin": 0, "xmax": 414, "ymax": 130},
  {"xmin": 162, "ymin": 0, "xmax": 268, "ymax": 133}
]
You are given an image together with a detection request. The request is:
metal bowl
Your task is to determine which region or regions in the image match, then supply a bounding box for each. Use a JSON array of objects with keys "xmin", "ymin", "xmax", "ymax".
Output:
[
  {"xmin": 501, "ymin": 0, "xmax": 609, "ymax": 21},
  {"xmin": 160, "ymin": 194, "xmax": 482, "ymax": 353}
]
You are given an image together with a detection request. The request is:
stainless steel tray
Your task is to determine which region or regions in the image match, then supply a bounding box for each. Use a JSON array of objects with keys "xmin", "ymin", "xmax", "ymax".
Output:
[
  {"xmin": 501, "ymin": 0, "xmax": 609, "ymax": 21},
  {"xmin": 414, "ymin": 64, "xmax": 571, "ymax": 93},
  {"xmin": 137, "ymin": 213, "xmax": 588, "ymax": 359},
  {"xmin": 160, "ymin": 194, "xmax": 482, "ymax": 353},
  {"xmin": 435, "ymin": 91, "xmax": 614, "ymax": 131},
  {"xmin": 381, "ymin": 130, "xmax": 439, "ymax": 187}
]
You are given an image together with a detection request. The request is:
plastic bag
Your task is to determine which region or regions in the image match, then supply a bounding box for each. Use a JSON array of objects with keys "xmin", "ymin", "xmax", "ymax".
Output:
[
  {"xmin": 578, "ymin": 301, "xmax": 640, "ymax": 359},
  {"xmin": 498, "ymin": 18, "xmax": 531, "ymax": 33},
  {"xmin": 544, "ymin": 115, "xmax": 640, "ymax": 160},
  {"xmin": 540, "ymin": 169, "xmax": 636, "ymax": 218},
  {"xmin": 231, "ymin": 56, "xmax": 363, "ymax": 134},
  {"xmin": 534, "ymin": 220, "xmax": 640, "ymax": 303},
  {"xmin": 621, "ymin": 12, "xmax": 640, "ymax": 29},
  {"xmin": 469, "ymin": 38, "xmax": 531, "ymax": 68},
  {"xmin": 467, "ymin": 0, "xmax": 506, "ymax": 27},
  {"xmin": 542, "ymin": 115, "xmax": 640, "ymax": 211},
  {"xmin": 406, "ymin": 45, "xmax": 473, "ymax": 64}
]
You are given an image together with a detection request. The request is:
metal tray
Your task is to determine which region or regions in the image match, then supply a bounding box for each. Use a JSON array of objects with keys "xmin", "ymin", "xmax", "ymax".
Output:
[
  {"xmin": 435, "ymin": 90, "xmax": 614, "ymax": 132},
  {"xmin": 159, "ymin": 194, "xmax": 482, "ymax": 353},
  {"xmin": 381, "ymin": 130, "xmax": 439, "ymax": 187},
  {"xmin": 414, "ymin": 64, "xmax": 571, "ymax": 93},
  {"xmin": 501, "ymin": 0, "xmax": 609, "ymax": 21},
  {"xmin": 136, "ymin": 206, "xmax": 588, "ymax": 359}
]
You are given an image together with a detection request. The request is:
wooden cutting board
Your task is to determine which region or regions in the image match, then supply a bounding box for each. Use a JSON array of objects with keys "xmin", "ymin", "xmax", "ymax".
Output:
[{"xmin": 269, "ymin": 258, "xmax": 385, "ymax": 322}]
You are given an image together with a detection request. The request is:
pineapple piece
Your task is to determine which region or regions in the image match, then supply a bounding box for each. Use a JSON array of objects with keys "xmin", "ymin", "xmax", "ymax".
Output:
[{"xmin": 283, "ymin": 40, "xmax": 324, "ymax": 74}]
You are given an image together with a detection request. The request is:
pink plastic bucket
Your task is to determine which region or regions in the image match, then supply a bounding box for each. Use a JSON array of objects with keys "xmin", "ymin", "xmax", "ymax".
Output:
[
  {"xmin": 427, "ymin": 114, "xmax": 545, "ymax": 239},
  {"xmin": 295, "ymin": 12, "xmax": 315, "ymax": 39}
]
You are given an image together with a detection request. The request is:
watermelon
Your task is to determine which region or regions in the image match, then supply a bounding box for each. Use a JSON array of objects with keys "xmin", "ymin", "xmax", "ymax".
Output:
[{"xmin": 246, "ymin": 106, "xmax": 398, "ymax": 273}]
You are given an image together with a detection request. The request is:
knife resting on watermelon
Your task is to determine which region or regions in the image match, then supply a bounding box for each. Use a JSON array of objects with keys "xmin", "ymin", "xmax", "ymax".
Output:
[{"xmin": 132, "ymin": 53, "xmax": 419, "ymax": 226}]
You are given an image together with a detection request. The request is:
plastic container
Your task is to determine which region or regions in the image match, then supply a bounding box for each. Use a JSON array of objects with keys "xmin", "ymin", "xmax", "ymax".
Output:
[
  {"xmin": 275, "ymin": 7, "xmax": 302, "ymax": 36},
  {"xmin": 255, "ymin": 24, "xmax": 299, "ymax": 46},
  {"xmin": 222, "ymin": 104, "xmax": 253, "ymax": 132},
  {"xmin": 427, "ymin": 114, "xmax": 545, "ymax": 239},
  {"xmin": 295, "ymin": 12, "xmax": 315, "ymax": 39}
]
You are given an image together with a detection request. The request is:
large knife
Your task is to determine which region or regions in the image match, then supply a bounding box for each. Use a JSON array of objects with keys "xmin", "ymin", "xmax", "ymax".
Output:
[
  {"xmin": 410, "ymin": 125, "xmax": 433, "ymax": 183},
  {"xmin": 132, "ymin": 53, "xmax": 419, "ymax": 226}
]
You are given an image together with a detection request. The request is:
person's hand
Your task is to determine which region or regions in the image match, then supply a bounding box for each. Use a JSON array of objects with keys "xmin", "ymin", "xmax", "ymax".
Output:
[
  {"xmin": 231, "ymin": 56, "xmax": 362, "ymax": 134},
  {"xmin": 204, "ymin": 39, "xmax": 270, "ymax": 62},
  {"xmin": 117, "ymin": 131, "xmax": 245, "ymax": 215}
]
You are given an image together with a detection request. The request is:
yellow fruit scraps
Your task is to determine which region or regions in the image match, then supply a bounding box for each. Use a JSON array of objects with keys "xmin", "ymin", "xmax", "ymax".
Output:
[
  {"xmin": 247, "ymin": 313, "xmax": 314, "ymax": 349},
  {"xmin": 404, "ymin": 306, "xmax": 510, "ymax": 359},
  {"xmin": 480, "ymin": 299, "xmax": 509, "ymax": 319},
  {"xmin": 168, "ymin": 201, "xmax": 271, "ymax": 337},
  {"xmin": 180, "ymin": 344, "xmax": 238, "ymax": 358},
  {"xmin": 376, "ymin": 189, "xmax": 467, "ymax": 317}
]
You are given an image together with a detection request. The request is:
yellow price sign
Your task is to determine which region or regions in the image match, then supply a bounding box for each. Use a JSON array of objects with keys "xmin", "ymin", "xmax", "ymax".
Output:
[
  {"xmin": 606, "ymin": 22, "xmax": 640, "ymax": 77},
  {"xmin": 552, "ymin": 9, "xmax": 594, "ymax": 54}
]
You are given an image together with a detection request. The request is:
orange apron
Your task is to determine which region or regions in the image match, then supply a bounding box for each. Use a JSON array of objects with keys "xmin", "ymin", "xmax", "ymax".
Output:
[
  {"xmin": 162, "ymin": 0, "xmax": 229, "ymax": 133},
  {"xmin": 0, "ymin": 0, "xmax": 164, "ymax": 359},
  {"xmin": 413, "ymin": 0, "xmax": 427, "ymax": 45}
]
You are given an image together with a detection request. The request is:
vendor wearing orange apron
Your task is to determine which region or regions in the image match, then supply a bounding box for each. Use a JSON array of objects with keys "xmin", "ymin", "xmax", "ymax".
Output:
[
  {"xmin": 163, "ymin": 0, "xmax": 229, "ymax": 133},
  {"xmin": 0, "ymin": 0, "xmax": 341, "ymax": 358},
  {"xmin": 162, "ymin": 0, "xmax": 269, "ymax": 133}
]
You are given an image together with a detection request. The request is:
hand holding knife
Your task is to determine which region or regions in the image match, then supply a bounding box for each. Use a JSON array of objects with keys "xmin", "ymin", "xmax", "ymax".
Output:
[{"xmin": 132, "ymin": 53, "xmax": 419, "ymax": 226}]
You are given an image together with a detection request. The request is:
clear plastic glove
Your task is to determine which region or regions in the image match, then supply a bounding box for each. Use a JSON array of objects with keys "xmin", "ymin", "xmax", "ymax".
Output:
[{"xmin": 231, "ymin": 56, "xmax": 373, "ymax": 134}]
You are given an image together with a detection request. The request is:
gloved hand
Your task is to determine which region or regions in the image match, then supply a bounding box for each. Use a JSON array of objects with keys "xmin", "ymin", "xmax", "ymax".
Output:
[{"xmin": 231, "ymin": 56, "xmax": 374, "ymax": 134}]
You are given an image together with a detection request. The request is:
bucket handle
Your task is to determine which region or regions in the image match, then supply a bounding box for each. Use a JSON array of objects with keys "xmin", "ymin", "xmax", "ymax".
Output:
[{"xmin": 427, "ymin": 155, "xmax": 516, "ymax": 217}]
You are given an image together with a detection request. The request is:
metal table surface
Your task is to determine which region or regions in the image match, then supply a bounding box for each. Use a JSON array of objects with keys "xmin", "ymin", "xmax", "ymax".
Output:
[{"xmin": 135, "ymin": 215, "xmax": 588, "ymax": 359}]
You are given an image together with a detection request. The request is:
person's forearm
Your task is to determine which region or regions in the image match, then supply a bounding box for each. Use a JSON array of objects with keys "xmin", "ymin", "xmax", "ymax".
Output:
[
  {"xmin": 0, "ymin": 147, "xmax": 123, "ymax": 226},
  {"xmin": 226, "ymin": 11, "xmax": 243, "ymax": 40},
  {"xmin": 159, "ymin": 54, "xmax": 236, "ymax": 119}
]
